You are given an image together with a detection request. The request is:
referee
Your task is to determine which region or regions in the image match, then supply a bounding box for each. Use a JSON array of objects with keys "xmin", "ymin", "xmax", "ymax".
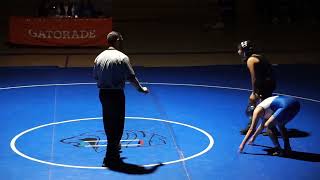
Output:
[{"xmin": 93, "ymin": 31, "xmax": 149, "ymax": 167}]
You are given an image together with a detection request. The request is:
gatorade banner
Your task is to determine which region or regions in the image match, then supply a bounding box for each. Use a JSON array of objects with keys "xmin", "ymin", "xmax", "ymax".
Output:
[{"xmin": 9, "ymin": 16, "xmax": 112, "ymax": 47}]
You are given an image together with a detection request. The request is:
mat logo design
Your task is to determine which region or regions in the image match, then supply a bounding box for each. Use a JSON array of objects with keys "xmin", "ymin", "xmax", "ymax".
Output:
[{"xmin": 60, "ymin": 130, "xmax": 167, "ymax": 153}]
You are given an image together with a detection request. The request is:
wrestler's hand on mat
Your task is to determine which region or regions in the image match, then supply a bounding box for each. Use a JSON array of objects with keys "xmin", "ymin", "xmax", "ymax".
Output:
[
  {"xmin": 238, "ymin": 144, "xmax": 245, "ymax": 153},
  {"xmin": 248, "ymin": 138, "xmax": 254, "ymax": 145}
]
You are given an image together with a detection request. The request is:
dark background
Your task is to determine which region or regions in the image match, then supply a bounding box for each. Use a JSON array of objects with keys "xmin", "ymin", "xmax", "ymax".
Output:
[{"xmin": 0, "ymin": 0, "xmax": 319, "ymax": 66}]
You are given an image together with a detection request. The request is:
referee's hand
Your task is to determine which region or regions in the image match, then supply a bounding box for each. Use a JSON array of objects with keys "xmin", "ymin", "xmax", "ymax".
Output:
[{"xmin": 139, "ymin": 86, "xmax": 149, "ymax": 93}]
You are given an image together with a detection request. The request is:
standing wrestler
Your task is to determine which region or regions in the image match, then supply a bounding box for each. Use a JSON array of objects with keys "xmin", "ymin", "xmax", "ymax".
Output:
[
  {"xmin": 238, "ymin": 40, "xmax": 276, "ymax": 135},
  {"xmin": 93, "ymin": 31, "xmax": 149, "ymax": 167}
]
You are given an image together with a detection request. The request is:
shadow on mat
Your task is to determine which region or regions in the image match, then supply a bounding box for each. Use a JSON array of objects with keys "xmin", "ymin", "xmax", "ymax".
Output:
[
  {"xmin": 286, "ymin": 129, "xmax": 310, "ymax": 138},
  {"xmin": 243, "ymin": 144, "xmax": 320, "ymax": 162},
  {"xmin": 262, "ymin": 129, "xmax": 310, "ymax": 138},
  {"xmin": 106, "ymin": 161, "xmax": 164, "ymax": 174}
]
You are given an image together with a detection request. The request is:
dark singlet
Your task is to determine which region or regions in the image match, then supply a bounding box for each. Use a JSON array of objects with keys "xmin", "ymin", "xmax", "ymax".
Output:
[{"xmin": 251, "ymin": 54, "xmax": 275, "ymax": 97}]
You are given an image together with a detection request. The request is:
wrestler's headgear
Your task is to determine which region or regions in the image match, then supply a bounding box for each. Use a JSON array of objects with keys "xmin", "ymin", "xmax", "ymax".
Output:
[
  {"xmin": 245, "ymin": 104, "xmax": 256, "ymax": 118},
  {"xmin": 238, "ymin": 40, "xmax": 254, "ymax": 62}
]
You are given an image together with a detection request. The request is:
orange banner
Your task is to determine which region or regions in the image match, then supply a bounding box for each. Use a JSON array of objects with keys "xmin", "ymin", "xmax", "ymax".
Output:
[{"xmin": 9, "ymin": 16, "xmax": 112, "ymax": 47}]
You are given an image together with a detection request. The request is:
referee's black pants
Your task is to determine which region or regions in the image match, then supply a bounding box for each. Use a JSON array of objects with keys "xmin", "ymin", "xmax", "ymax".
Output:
[{"xmin": 99, "ymin": 89, "xmax": 125, "ymax": 161}]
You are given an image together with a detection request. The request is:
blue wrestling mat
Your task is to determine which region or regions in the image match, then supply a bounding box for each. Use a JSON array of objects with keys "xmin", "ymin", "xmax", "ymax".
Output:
[{"xmin": 0, "ymin": 65, "xmax": 319, "ymax": 180}]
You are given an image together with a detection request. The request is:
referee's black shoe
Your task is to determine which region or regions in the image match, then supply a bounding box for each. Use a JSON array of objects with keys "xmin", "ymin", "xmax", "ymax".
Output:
[{"xmin": 102, "ymin": 157, "xmax": 124, "ymax": 168}]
